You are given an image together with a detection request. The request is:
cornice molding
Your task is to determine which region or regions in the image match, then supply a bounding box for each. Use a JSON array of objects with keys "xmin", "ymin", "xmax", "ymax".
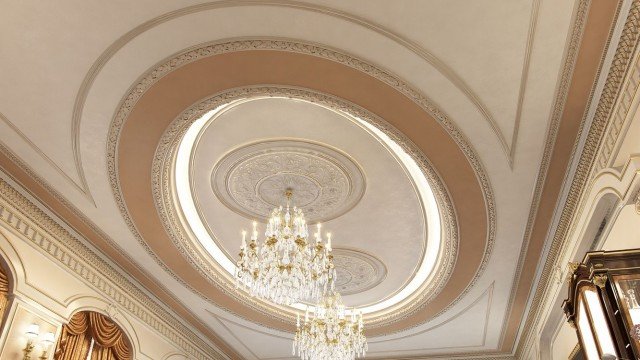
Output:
[
  {"xmin": 595, "ymin": 3, "xmax": 640, "ymax": 172},
  {"xmin": 0, "ymin": 177, "xmax": 228, "ymax": 360},
  {"xmin": 515, "ymin": 0, "xmax": 640, "ymax": 358},
  {"xmin": 498, "ymin": 0, "xmax": 591, "ymax": 351}
]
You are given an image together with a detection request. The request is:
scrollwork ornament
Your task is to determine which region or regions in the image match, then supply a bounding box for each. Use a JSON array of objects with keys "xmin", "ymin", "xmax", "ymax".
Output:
[
  {"xmin": 212, "ymin": 140, "xmax": 365, "ymax": 222},
  {"xmin": 565, "ymin": 262, "xmax": 580, "ymax": 283},
  {"xmin": 630, "ymin": 324, "xmax": 640, "ymax": 341},
  {"xmin": 105, "ymin": 303, "xmax": 120, "ymax": 319},
  {"xmin": 332, "ymin": 249, "xmax": 386, "ymax": 295},
  {"xmin": 592, "ymin": 274, "xmax": 608, "ymax": 289},
  {"xmin": 567, "ymin": 262, "xmax": 580, "ymax": 273}
]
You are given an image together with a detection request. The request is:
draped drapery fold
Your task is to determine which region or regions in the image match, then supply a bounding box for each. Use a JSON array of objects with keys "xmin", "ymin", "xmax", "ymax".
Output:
[
  {"xmin": 0, "ymin": 264, "xmax": 10, "ymax": 325},
  {"xmin": 66, "ymin": 311, "xmax": 90, "ymax": 335},
  {"xmin": 54, "ymin": 326, "xmax": 92, "ymax": 360},
  {"xmin": 88, "ymin": 312, "xmax": 131, "ymax": 360},
  {"xmin": 90, "ymin": 344, "xmax": 131, "ymax": 360},
  {"xmin": 0, "ymin": 266, "xmax": 9, "ymax": 294},
  {"xmin": 54, "ymin": 311, "xmax": 132, "ymax": 360}
]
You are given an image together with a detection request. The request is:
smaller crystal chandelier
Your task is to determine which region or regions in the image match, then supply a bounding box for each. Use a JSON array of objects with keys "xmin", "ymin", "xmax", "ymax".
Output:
[
  {"xmin": 235, "ymin": 189, "xmax": 336, "ymax": 305},
  {"xmin": 293, "ymin": 290, "xmax": 367, "ymax": 360}
]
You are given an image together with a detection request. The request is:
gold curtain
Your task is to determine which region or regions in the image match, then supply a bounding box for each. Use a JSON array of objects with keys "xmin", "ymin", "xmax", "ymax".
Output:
[
  {"xmin": 0, "ymin": 265, "xmax": 9, "ymax": 324},
  {"xmin": 54, "ymin": 312, "xmax": 91, "ymax": 360},
  {"xmin": 0, "ymin": 266, "xmax": 9, "ymax": 294},
  {"xmin": 88, "ymin": 312, "xmax": 131, "ymax": 360},
  {"xmin": 90, "ymin": 344, "xmax": 129, "ymax": 360},
  {"xmin": 54, "ymin": 312, "xmax": 132, "ymax": 360}
]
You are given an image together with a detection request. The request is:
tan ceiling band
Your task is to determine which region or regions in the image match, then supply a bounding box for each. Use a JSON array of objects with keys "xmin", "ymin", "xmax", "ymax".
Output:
[
  {"xmin": 0, "ymin": 0, "xmax": 619, "ymax": 353},
  {"xmin": 115, "ymin": 48, "xmax": 490, "ymax": 336}
]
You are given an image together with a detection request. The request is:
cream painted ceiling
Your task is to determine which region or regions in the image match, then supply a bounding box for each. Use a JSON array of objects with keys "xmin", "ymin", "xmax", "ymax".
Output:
[
  {"xmin": 190, "ymin": 98, "xmax": 424, "ymax": 307},
  {"xmin": 0, "ymin": 0, "xmax": 600, "ymax": 359},
  {"xmin": 603, "ymin": 204, "xmax": 640, "ymax": 251}
]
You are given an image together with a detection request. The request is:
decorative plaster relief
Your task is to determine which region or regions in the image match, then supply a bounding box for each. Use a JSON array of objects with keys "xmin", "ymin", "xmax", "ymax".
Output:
[
  {"xmin": 0, "ymin": 179, "xmax": 225, "ymax": 360},
  {"xmin": 107, "ymin": 38, "xmax": 496, "ymax": 333},
  {"xmin": 331, "ymin": 248, "xmax": 386, "ymax": 296},
  {"xmin": 211, "ymin": 140, "xmax": 365, "ymax": 222}
]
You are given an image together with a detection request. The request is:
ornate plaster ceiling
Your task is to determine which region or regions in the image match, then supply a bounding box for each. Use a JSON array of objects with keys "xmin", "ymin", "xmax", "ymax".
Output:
[
  {"xmin": 210, "ymin": 138, "xmax": 367, "ymax": 224},
  {"xmin": 185, "ymin": 97, "xmax": 427, "ymax": 309},
  {"xmin": 0, "ymin": 1, "xmax": 628, "ymax": 359}
]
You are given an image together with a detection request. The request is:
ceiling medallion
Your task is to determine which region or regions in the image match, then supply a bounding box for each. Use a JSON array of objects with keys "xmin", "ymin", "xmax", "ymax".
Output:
[
  {"xmin": 212, "ymin": 140, "xmax": 366, "ymax": 223},
  {"xmin": 332, "ymin": 249, "xmax": 386, "ymax": 296},
  {"xmin": 235, "ymin": 189, "xmax": 337, "ymax": 305},
  {"xmin": 294, "ymin": 289, "xmax": 368, "ymax": 360}
]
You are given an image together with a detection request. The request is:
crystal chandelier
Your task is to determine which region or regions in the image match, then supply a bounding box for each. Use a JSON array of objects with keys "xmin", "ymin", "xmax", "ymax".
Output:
[
  {"xmin": 235, "ymin": 190, "xmax": 336, "ymax": 305},
  {"xmin": 293, "ymin": 291, "xmax": 368, "ymax": 360}
]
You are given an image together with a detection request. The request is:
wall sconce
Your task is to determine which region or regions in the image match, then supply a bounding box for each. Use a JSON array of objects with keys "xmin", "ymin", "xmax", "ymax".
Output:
[
  {"xmin": 23, "ymin": 323, "xmax": 39, "ymax": 360},
  {"xmin": 38, "ymin": 332, "xmax": 55, "ymax": 360}
]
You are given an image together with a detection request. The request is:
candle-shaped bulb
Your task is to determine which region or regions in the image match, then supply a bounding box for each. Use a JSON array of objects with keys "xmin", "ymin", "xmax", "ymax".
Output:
[
  {"xmin": 296, "ymin": 313, "xmax": 300, "ymax": 327},
  {"xmin": 327, "ymin": 232, "xmax": 332, "ymax": 251},
  {"xmin": 304, "ymin": 306, "xmax": 309, "ymax": 322},
  {"xmin": 241, "ymin": 230, "xmax": 247, "ymax": 248},
  {"xmin": 252, "ymin": 221, "xmax": 258, "ymax": 240},
  {"xmin": 25, "ymin": 324, "xmax": 39, "ymax": 339}
]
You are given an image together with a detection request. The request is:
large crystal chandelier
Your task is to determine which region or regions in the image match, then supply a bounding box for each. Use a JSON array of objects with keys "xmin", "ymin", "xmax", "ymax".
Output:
[
  {"xmin": 293, "ymin": 291, "xmax": 367, "ymax": 360},
  {"xmin": 235, "ymin": 190, "xmax": 336, "ymax": 305}
]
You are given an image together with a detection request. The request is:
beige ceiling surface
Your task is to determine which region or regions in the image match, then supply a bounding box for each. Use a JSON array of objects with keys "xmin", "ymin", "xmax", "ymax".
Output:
[
  {"xmin": 0, "ymin": 0, "xmax": 616, "ymax": 359},
  {"xmin": 603, "ymin": 204, "xmax": 640, "ymax": 251},
  {"xmin": 190, "ymin": 97, "xmax": 425, "ymax": 307}
]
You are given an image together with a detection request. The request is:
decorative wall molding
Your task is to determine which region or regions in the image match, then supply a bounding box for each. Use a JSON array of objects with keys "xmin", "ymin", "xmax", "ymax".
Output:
[
  {"xmin": 497, "ymin": 0, "xmax": 591, "ymax": 350},
  {"xmin": 74, "ymin": 1, "xmax": 510, "ymax": 195},
  {"xmin": 0, "ymin": 112, "xmax": 95, "ymax": 205},
  {"xmin": 596, "ymin": 3, "xmax": 640, "ymax": 172},
  {"xmin": 0, "ymin": 140, "xmax": 239, "ymax": 358},
  {"xmin": 0, "ymin": 178, "xmax": 228, "ymax": 360},
  {"xmin": 369, "ymin": 283, "xmax": 494, "ymax": 347},
  {"xmin": 515, "ymin": 0, "xmax": 640, "ymax": 358},
  {"xmin": 508, "ymin": 0, "xmax": 542, "ymax": 166}
]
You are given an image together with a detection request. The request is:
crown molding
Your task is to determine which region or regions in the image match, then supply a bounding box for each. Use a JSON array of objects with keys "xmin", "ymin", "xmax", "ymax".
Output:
[
  {"xmin": 0, "ymin": 176, "xmax": 229, "ymax": 360},
  {"xmin": 515, "ymin": 0, "xmax": 640, "ymax": 358}
]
